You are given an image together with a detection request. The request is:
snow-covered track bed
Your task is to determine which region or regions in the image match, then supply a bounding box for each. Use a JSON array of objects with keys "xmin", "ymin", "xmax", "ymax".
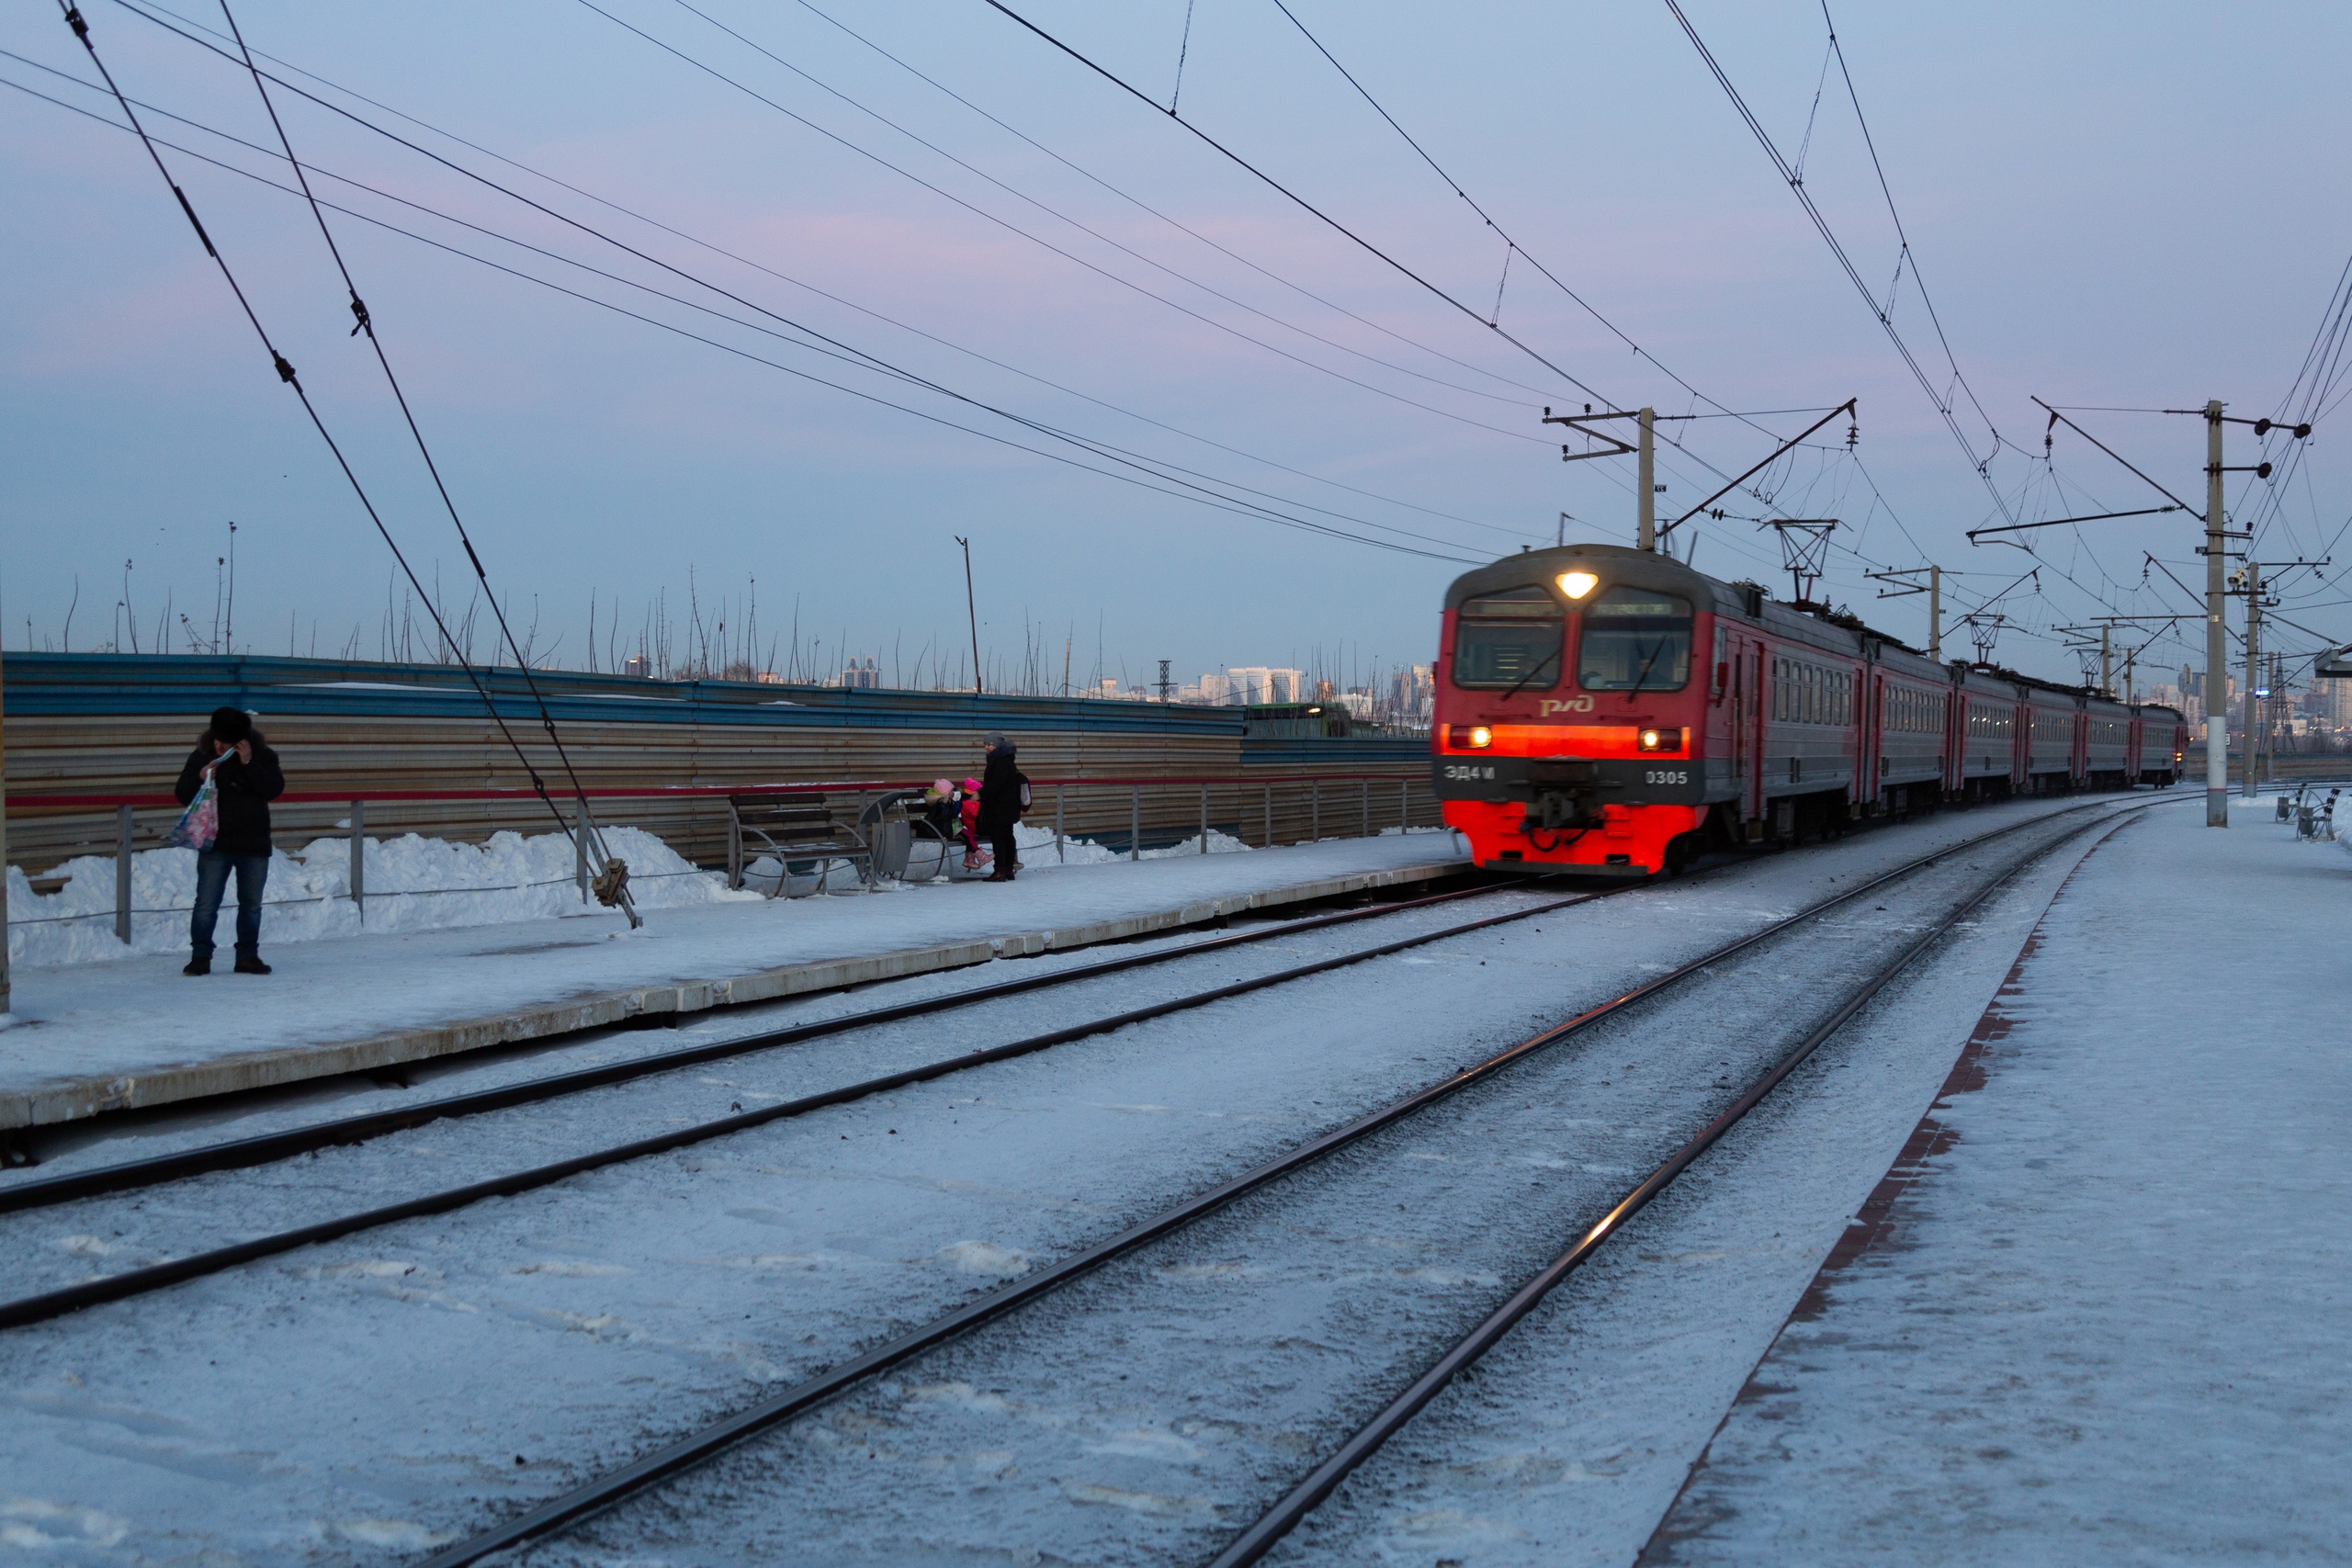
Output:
[
  {"xmin": 424, "ymin": 802, "xmax": 2139, "ymax": 1568},
  {"xmin": 0, "ymin": 880, "xmax": 1605, "ymax": 1326}
]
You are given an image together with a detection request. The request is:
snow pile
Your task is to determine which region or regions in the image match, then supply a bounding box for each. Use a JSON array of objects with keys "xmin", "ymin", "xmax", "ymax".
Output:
[
  {"xmin": 6, "ymin": 826, "xmax": 752, "ymax": 968},
  {"xmin": 1026, "ymin": 821, "xmax": 1253, "ymax": 866}
]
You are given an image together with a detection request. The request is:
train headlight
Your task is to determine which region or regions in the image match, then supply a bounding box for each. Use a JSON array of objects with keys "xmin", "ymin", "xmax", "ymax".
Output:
[
  {"xmin": 1637, "ymin": 727, "xmax": 1684, "ymax": 752},
  {"xmin": 1557, "ymin": 570, "xmax": 1599, "ymax": 601},
  {"xmin": 1454, "ymin": 724, "xmax": 1493, "ymax": 749}
]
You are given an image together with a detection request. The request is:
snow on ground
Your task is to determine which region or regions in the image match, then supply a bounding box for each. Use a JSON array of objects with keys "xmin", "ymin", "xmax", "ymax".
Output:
[
  {"xmin": 5, "ymin": 819, "xmax": 1257, "ymax": 971},
  {"xmin": 6, "ymin": 827, "xmax": 749, "ymax": 968},
  {"xmin": 1259, "ymin": 807, "xmax": 2145, "ymax": 1568},
  {"xmin": 1641, "ymin": 794, "xmax": 2352, "ymax": 1565},
  {"xmin": 0, "ymin": 831, "xmax": 1463, "ymax": 1124},
  {"xmin": 536, "ymin": 813, "xmax": 2120, "ymax": 1567},
  {"xmin": 0, "ymin": 793, "xmax": 2141, "ymax": 1565}
]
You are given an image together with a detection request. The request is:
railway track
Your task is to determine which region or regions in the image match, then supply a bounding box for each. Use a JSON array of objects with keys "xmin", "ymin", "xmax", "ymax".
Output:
[
  {"xmin": 0, "ymin": 875, "xmax": 1623, "ymax": 1327},
  {"xmin": 0, "ymin": 874, "xmax": 1516, "ymax": 1209},
  {"xmin": 410, "ymin": 796, "xmax": 2147, "ymax": 1566}
]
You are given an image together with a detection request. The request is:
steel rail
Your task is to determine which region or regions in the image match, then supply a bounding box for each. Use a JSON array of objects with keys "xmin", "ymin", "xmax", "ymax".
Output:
[
  {"xmin": 1204, "ymin": 806, "xmax": 2148, "ymax": 1567},
  {"xmin": 0, "ymin": 874, "xmax": 1528, "ymax": 1214},
  {"xmin": 411, "ymin": 799, "xmax": 2128, "ymax": 1568},
  {"xmin": 0, "ymin": 882, "xmax": 1634, "ymax": 1331}
]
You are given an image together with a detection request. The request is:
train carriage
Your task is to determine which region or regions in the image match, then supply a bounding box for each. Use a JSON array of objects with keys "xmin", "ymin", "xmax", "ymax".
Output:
[
  {"xmin": 1868, "ymin": 642, "xmax": 1952, "ymax": 814},
  {"xmin": 2020, "ymin": 680, "xmax": 2082, "ymax": 790},
  {"xmin": 1949, "ymin": 666, "xmax": 2018, "ymax": 799},
  {"xmin": 2133, "ymin": 704, "xmax": 2188, "ymax": 785},
  {"xmin": 1431, "ymin": 541, "xmax": 2169, "ymax": 877},
  {"xmin": 2082, "ymin": 696, "xmax": 2132, "ymax": 788}
]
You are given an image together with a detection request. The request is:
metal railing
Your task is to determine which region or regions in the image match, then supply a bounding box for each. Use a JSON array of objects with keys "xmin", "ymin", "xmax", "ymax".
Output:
[{"xmin": 6, "ymin": 769, "xmax": 1443, "ymax": 942}]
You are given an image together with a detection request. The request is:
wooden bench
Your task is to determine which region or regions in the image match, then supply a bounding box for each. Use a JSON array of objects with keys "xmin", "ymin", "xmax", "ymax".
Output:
[{"xmin": 727, "ymin": 794, "xmax": 871, "ymax": 896}]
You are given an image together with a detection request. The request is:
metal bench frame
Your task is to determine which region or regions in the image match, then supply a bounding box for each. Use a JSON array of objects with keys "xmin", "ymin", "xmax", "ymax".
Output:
[{"xmin": 726, "ymin": 794, "xmax": 871, "ymax": 896}]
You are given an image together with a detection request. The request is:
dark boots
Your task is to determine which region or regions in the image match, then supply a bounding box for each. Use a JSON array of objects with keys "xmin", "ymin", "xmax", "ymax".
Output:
[{"xmin": 187, "ymin": 953, "xmax": 271, "ymax": 974}]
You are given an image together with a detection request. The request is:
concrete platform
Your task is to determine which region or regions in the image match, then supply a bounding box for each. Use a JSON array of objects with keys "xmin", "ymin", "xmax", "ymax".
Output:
[
  {"xmin": 0, "ymin": 833, "xmax": 1470, "ymax": 1132},
  {"xmin": 1645, "ymin": 796, "xmax": 2352, "ymax": 1563}
]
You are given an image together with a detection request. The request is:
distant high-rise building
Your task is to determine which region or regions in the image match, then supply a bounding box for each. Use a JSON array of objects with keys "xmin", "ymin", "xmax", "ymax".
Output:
[
  {"xmin": 1389, "ymin": 663, "xmax": 1434, "ymax": 720},
  {"xmin": 1223, "ymin": 667, "xmax": 1306, "ymax": 705}
]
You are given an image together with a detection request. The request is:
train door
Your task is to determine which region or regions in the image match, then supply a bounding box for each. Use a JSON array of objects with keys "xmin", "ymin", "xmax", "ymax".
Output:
[
  {"xmin": 1733, "ymin": 641, "xmax": 1765, "ymax": 828},
  {"xmin": 1862, "ymin": 667, "xmax": 1883, "ymax": 807}
]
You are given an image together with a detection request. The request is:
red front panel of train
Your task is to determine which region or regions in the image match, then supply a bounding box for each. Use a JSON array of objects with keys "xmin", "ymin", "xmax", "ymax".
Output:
[{"xmin": 1430, "ymin": 572, "xmax": 1713, "ymax": 874}]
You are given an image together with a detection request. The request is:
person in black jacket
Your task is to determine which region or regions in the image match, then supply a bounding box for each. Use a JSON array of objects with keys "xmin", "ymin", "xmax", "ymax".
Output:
[
  {"xmin": 175, "ymin": 706, "xmax": 286, "ymax": 976},
  {"xmin": 976, "ymin": 733, "xmax": 1024, "ymax": 883}
]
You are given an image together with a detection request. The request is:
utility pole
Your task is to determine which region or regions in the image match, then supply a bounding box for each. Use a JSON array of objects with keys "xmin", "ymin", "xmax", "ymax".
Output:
[
  {"xmin": 1866, "ymin": 563, "xmax": 1941, "ymax": 658},
  {"xmin": 1543, "ymin": 404, "xmax": 1700, "ymax": 553},
  {"xmin": 2205, "ymin": 401, "xmax": 2229, "ymax": 825},
  {"xmin": 2100, "ymin": 624, "xmax": 2112, "ymax": 697},
  {"xmin": 2241, "ymin": 558, "xmax": 2261, "ymax": 799},
  {"xmin": 1636, "ymin": 407, "xmax": 1656, "ymax": 552},
  {"xmin": 2028, "ymin": 396, "xmax": 2307, "ymax": 817},
  {"xmin": 955, "ymin": 536, "xmax": 981, "ymax": 696}
]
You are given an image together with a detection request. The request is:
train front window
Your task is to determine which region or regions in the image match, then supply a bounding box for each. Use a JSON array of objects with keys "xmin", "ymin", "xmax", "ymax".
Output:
[
  {"xmin": 1577, "ymin": 586, "xmax": 1691, "ymax": 693},
  {"xmin": 1452, "ymin": 587, "xmax": 1564, "ymax": 690}
]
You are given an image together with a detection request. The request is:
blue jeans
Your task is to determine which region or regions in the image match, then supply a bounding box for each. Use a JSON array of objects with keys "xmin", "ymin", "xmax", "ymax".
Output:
[{"xmin": 191, "ymin": 851, "xmax": 269, "ymax": 960}]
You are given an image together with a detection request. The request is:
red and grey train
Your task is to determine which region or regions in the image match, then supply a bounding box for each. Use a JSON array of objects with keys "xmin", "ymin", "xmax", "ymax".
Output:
[{"xmin": 1430, "ymin": 542, "xmax": 2188, "ymax": 876}]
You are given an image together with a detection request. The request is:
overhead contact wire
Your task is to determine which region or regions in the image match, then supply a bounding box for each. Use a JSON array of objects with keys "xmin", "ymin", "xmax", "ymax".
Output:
[
  {"xmin": 48, "ymin": 0, "xmax": 622, "ymax": 906},
  {"xmin": 210, "ymin": 0, "xmax": 638, "ymax": 919}
]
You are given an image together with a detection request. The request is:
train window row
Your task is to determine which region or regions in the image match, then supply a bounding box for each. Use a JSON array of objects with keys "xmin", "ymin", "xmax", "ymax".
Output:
[
  {"xmin": 1884, "ymin": 686, "xmax": 1946, "ymax": 734},
  {"xmin": 1772, "ymin": 657, "xmax": 1850, "ymax": 726},
  {"xmin": 2030, "ymin": 713, "xmax": 2073, "ymax": 744},
  {"xmin": 1965, "ymin": 705, "xmax": 2015, "ymax": 739},
  {"xmin": 2088, "ymin": 719, "xmax": 2125, "ymax": 747}
]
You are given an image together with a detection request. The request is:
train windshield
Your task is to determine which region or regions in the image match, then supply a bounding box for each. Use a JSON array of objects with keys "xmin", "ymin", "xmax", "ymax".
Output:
[
  {"xmin": 1451, "ymin": 587, "xmax": 1563, "ymax": 690},
  {"xmin": 1577, "ymin": 586, "xmax": 1691, "ymax": 693}
]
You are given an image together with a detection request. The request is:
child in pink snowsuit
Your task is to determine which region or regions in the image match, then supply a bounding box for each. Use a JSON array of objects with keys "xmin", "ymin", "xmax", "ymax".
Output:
[{"xmin": 957, "ymin": 777, "xmax": 987, "ymax": 870}]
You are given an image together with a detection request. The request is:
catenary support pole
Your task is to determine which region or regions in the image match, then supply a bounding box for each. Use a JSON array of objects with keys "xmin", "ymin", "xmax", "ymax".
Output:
[
  {"xmin": 1130, "ymin": 785, "xmax": 1140, "ymax": 863},
  {"xmin": 350, "ymin": 800, "xmax": 365, "ymax": 920},
  {"xmin": 1311, "ymin": 779, "xmax": 1319, "ymax": 842},
  {"xmin": 1201, "ymin": 784, "xmax": 1208, "ymax": 853},
  {"xmin": 2242, "ymin": 559, "xmax": 2261, "ymax": 799},
  {"xmin": 2100, "ymin": 626, "xmax": 2112, "ymax": 697},
  {"xmin": 116, "ymin": 804, "xmax": 132, "ymax": 945},
  {"xmin": 575, "ymin": 806, "xmax": 589, "ymax": 901},
  {"xmin": 1636, "ymin": 407, "xmax": 1656, "ymax": 552},
  {"xmin": 1055, "ymin": 787, "xmax": 1065, "ymax": 863},
  {"xmin": 2206, "ymin": 400, "xmax": 2230, "ymax": 826},
  {"xmin": 956, "ymin": 536, "xmax": 981, "ymax": 695},
  {"xmin": 1263, "ymin": 784, "xmax": 1272, "ymax": 847},
  {"xmin": 1928, "ymin": 565, "xmax": 1941, "ymax": 661}
]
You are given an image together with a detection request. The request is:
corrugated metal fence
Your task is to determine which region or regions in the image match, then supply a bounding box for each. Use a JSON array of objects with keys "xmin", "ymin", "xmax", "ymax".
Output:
[{"xmin": 3, "ymin": 654, "xmax": 1441, "ymax": 872}]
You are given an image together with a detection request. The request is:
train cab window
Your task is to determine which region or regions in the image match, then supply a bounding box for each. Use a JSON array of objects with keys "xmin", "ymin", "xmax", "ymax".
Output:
[
  {"xmin": 1451, "ymin": 586, "xmax": 1564, "ymax": 690},
  {"xmin": 1578, "ymin": 586, "xmax": 1690, "ymax": 693}
]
